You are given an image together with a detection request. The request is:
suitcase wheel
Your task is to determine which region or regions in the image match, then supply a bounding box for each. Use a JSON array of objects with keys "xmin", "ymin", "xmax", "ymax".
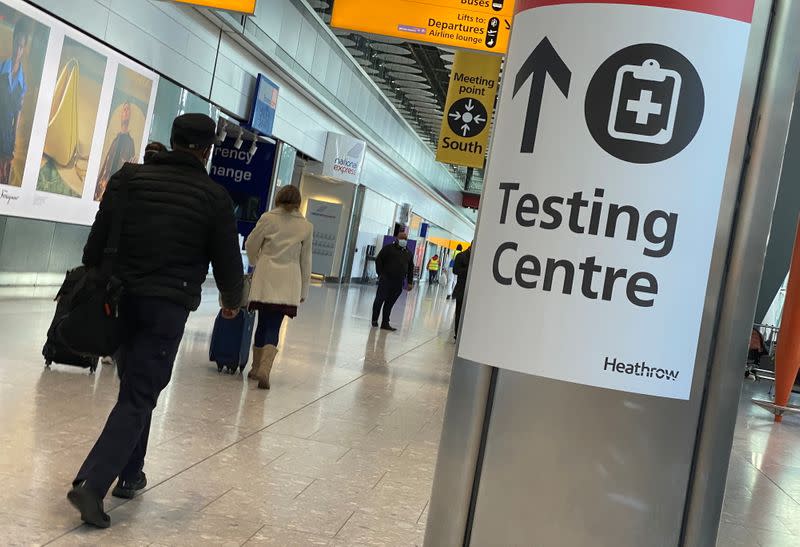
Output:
[
  {"xmin": 217, "ymin": 364, "xmax": 224, "ymax": 374},
  {"xmin": 226, "ymin": 365, "xmax": 238, "ymax": 375}
]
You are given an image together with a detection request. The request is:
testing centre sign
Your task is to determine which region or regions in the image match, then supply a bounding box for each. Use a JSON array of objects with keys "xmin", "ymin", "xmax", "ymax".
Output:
[
  {"xmin": 458, "ymin": 0, "xmax": 755, "ymax": 400},
  {"xmin": 170, "ymin": 0, "xmax": 257, "ymax": 13},
  {"xmin": 332, "ymin": 0, "xmax": 515, "ymax": 54},
  {"xmin": 437, "ymin": 51, "xmax": 502, "ymax": 168}
]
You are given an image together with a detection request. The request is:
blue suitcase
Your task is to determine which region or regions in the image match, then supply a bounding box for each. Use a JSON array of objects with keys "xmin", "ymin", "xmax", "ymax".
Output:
[{"xmin": 209, "ymin": 309, "xmax": 256, "ymax": 374}]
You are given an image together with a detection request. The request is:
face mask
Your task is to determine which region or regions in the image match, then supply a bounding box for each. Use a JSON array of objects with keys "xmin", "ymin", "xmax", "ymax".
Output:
[{"xmin": 398, "ymin": 240, "xmax": 408, "ymax": 248}]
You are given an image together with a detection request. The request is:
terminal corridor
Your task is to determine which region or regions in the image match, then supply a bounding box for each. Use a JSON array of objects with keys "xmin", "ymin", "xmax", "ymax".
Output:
[{"xmin": 0, "ymin": 284, "xmax": 453, "ymax": 545}]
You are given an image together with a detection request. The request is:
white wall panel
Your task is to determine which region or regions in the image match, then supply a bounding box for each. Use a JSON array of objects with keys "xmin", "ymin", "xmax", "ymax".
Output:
[
  {"xmin": 33, "ymin": 0, "xmax": 111, "ymax": 38},
  {"xmin": 110, "ymin": 0, "xmax": 190, "ymax": 54},
  {"xmin": 310, "ymin": 35, "xmax": 329, "ymax": 84},
  {"xmin": 296, "ymin": 20, "xmax": 317, "ymax": 73},
  {"xmin": 277, "ymin": 4, "xmax": 301, "ymax": 58},
  {"xmin": 254, "ymin": 0, "xmax": 284, "ymax": 42}
]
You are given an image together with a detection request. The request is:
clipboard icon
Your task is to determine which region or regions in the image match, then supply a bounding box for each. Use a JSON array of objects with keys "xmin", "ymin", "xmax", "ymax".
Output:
[{"xmin": 608, "ymin": 59, "xmax": 681, "ymax": 145}]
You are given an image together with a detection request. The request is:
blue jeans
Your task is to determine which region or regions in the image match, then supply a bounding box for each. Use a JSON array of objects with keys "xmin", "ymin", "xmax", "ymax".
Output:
[{"xmin": 254, "ymin": 309, "xmax": 285, "ymax": 347}]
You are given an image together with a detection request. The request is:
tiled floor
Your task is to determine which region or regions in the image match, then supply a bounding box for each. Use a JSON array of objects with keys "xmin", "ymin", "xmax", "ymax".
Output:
[
  {"xmin": 0, "ymin": 283, "xmax": 452, "ymax": 546},
  {"xmin": 0, "ymin": 281, "xmax": 798, "ymax": 546},
  {"xmin": 718, "ymin": 381, "xmax": 800, "ymax": 547}
]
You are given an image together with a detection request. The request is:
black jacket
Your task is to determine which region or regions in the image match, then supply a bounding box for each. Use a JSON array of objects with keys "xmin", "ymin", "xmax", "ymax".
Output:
[
  {"xmin": 452, "ymin": 247, "xmax": 471, "ymax": 301},
  {"xmin": 83, "ymin": 151, "xmax": 243, "ymax": 311},
  {"xmin": 376, "ymin": 241, "xmax": 414, "ymax": 285}
]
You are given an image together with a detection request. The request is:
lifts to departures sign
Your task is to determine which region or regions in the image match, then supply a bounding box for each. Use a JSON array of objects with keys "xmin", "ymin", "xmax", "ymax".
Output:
[
  {"xmin": 457, "ymin": 0, "xmax": 756, "ymax": 400},
  {"xmin": 332, "ymin": 0, "xmax": 515, "ymax": 54},
  {"xmin": 170, "ymin": 0, "xmax": 257, "ymax": 14}
]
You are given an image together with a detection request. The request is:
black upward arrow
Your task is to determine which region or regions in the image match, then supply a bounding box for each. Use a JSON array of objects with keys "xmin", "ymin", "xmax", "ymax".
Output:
[{"xmin": 513, "ymin": 37, "xmax": 572, "ymax": 154}]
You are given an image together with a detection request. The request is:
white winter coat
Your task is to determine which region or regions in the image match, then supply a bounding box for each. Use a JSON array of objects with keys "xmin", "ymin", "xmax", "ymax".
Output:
[{"xmin": 245, "ymin": 208, "xmax": 313, "ymax": 306}]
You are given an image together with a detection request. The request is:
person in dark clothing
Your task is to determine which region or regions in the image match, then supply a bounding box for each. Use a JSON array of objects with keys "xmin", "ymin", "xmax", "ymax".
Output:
[
  {"xmin": 0, "ymin": 18, "xmax": 32, "ymax": 185},
  {"xmin": 372, "ymin": 232, "xmax": 414, "ymax": 332},
  {"xmin": 143, "ymin": 141, "xmax": 167, "ymax": 163},
  {"xmin": 94, "ymin": 101, "xmax": 137, "ymax": 201},
  {"xmin": 453, "ymin": 244, "xmax": 472, "ymax": 339},
  {"xmin": 67, "ymin": 114, "xmax": 244, "ymax": 529}
]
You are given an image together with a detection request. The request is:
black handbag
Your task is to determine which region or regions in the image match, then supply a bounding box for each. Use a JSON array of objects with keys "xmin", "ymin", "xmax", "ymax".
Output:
[{"xmin": 56, "ymin": 164, "xmax": 137, "ymax": 357}]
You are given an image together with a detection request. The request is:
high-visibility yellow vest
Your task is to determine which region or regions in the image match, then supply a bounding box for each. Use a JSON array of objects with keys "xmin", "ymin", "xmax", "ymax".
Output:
[{"xmin": 428, "ymin": 258, "xmax": 440, "ymax": 271}]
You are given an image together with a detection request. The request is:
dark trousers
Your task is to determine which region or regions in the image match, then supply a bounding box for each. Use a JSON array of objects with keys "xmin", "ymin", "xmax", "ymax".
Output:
[
  {"xmin": 254, "ymin": 309, "xmax": 285, "ymax": 347},
  {"xmin": 428, "ymin": 271, "xmax": 437, "ymax": 284},
  {"xmin": 74, "ymin": 297, "xmax": 189, "ymax": 497},
  {"xmin": 372, "ymin": 277, "xmax": 403, "ymax": 326},
  {"xmin": 455, "ymin": 297, "xmax": 464, "ymax": 335}
]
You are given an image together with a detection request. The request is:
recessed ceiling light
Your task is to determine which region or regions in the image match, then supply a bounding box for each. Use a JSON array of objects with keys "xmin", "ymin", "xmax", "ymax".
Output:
[
  {"xmin": 389, "ymin": 73, "xmax": 427, "ymax": 82},
  {"xmin": 370, "ymin": 43, "xmax": 410, "ymax": 55},
  {"xmin": 376, "ymin": 53, "xmax": 416, "ymax": 65},
  {"xmin": 384, "ymin": 63, "xmax": 422, "ymax": 74},
  {"xmin": 400, "ymin": 89, "xmax": 435, "ymax": 97},
  {"xmin": 396, "ymin": 81, "xmax": 430, "ymax": 90}
]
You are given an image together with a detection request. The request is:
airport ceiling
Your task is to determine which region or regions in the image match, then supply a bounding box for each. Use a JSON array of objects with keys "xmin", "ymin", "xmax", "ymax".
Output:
[{"xmin": 306, "ymin": 1, "xmax": 455, "ymax": 152}]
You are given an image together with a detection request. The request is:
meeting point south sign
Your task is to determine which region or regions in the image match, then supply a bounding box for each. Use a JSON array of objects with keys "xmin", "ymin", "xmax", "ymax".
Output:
[{"xmin": 458, "ymin": 0, "xmax": 755, "ymax": 399}]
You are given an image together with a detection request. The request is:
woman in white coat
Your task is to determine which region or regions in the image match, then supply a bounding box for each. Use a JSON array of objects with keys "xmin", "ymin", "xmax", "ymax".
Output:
[{"xmin": 245, "ymin": 185, "xmax": 313, "ymax": 389}]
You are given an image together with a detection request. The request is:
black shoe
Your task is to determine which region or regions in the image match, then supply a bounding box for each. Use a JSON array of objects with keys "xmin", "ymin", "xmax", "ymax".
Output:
[
  {"xmin": 381, "ymin": 324, "xmax": 397, "ymax": 332},
  {"xmin": 111, "ymin": 472, "xmax": 147, "ymax": 499},
  {"xmin": 371, "ymin": 321, "xmax": 379, "ymax": 328},
  {"xmin": 446, "ymin": 295, "xmax": 452, "ymax": 300},
  {"xmin": 68, "ymin": 481, "xmax": 110, "ymax": 529}
]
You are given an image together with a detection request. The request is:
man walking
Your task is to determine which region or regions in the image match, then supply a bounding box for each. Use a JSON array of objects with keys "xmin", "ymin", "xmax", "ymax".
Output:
[
  {"xmin": 372, "ymin": 232, "xmax": 414, "ymax": 332},
  {"xmin": 446, "ymin": 244, "xmax": 463, "ymax": 299},
  {"xmin": 453, "ymin": 243, "xmax": 472, "ymax": 339},
  {"xmin": 67, "ymin": 114, "xmax": 243, "ymax": 528}
]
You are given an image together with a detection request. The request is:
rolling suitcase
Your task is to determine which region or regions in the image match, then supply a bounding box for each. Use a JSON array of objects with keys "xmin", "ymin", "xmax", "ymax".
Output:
[
  {"xmin": 42, "ymin": 267, "xmax": 99, "ymax": 373},
  {"xmin": 209, "ymin": 309, "xmax": 256, "ymax": 374}
]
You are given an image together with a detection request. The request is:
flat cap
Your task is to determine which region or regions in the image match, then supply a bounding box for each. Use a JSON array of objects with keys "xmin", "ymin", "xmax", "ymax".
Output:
[{"xmin": 171, "ymin": 113, "xmax": 217, "ymax": 149}]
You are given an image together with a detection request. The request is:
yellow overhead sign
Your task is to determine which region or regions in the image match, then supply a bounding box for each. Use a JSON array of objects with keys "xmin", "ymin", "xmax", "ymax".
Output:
[
  {"xmin": 436, "ymin": 51, "xmax": 502, "ymax": 169},
  {"xmin": 170, "ymin": 0, "xmax": 257, "ymax": 14},
  {"xmin": 331, "ymin": 0, "xmax": 515, "ymax": 54}
]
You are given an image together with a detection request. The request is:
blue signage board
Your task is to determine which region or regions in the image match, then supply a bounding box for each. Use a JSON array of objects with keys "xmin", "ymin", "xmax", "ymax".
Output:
[
  {"xmin": 249, "ymin": 74, "xmax": 279, "ymax": 136},
  {"xmin": 210, "ymin": 136, "xmax": 276, "ymax": 240}
]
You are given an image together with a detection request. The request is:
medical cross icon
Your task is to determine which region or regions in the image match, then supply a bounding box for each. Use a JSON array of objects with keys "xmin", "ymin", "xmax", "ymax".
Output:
[{"xmin": 627, "ymin": 89, "xmax": 662, "ymax": 125}]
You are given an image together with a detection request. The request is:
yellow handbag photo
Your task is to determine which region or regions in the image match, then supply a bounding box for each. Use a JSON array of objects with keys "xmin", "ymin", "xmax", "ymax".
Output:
[{"xmin": 43, "ymin": 58, "xmax": 79, "ymax": 167}]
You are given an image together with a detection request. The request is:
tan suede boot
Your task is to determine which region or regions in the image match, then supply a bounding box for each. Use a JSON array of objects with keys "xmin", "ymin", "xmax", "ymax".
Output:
[
  {"xmin": 248, "ymin": 347, "xmax": 264, "ymax": 380},
  {"xmin": 256, "ymin": 345, "xmax": 278, "ymax": 390}
]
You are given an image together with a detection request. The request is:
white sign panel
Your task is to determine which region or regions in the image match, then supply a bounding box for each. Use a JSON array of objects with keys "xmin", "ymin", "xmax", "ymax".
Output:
[
  {"xmin": 458, "ymin": 0, "xmax": 755, "ymax": 399},
  {"xmin": 321, "ymin": 132, "xmax": 366, "ymax": 183},
  {"xmin": 307, "ymin": 198, "xmax": 343, "ymax": 276},
  {"xmin": 0, "ymin": 0, "xmax": 159, "ymax": 226}
]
